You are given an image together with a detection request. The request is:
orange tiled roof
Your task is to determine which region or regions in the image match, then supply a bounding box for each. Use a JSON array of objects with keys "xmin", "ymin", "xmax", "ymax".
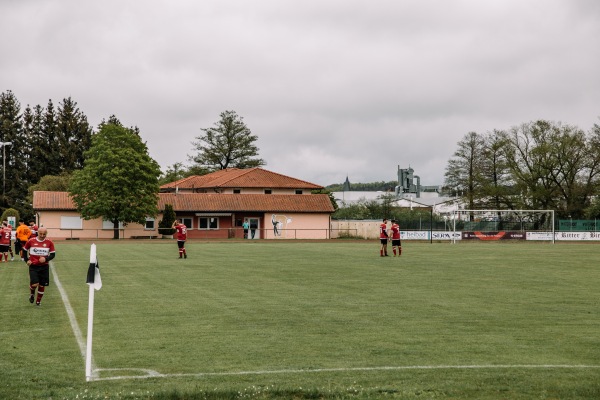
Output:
[
  {"xmin": 160, "ymin": 168, "xmax": 323, "ymax": 190},
  {"xmin": 33, "ymin": 191, "xmax": 335, "ymax": 213}
]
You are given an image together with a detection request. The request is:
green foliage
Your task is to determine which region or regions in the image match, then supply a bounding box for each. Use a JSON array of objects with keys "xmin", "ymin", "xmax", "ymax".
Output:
[
  {"xmin": 190, "ymin": 110, "xmax": 265, "ymax": 171},
  {"xmin": 0, "ymin": 207, "xmax": 19, "ymax": 224},
  {"xmin": 445, "ymin": 121, "xmax": 600, "ymax": 219},
  {"xmin": 158, "ymin": 204, "xmax": 176, "ymax": 235},
  {"xmin": 1, "ymin": 91, "xmax": 93, "ymax": 220},
  {"xmin": 27, "ymin": 173, "xmax": 72, "ymax": 206},
  {"xmin": 69, "ymin": 120, "xmax": 161, "ymax": 239}
]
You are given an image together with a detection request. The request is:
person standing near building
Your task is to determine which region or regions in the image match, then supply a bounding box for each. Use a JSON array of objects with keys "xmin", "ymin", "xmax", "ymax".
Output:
[
  {"xmin": 23, "ymin": 227, "xmax": 56, "ymax": 306},
  {"xmin": 242, "ymin": 219, "xmax": 250, "ymax": 239},
  {"xmin": 390, "ymin": 219, "xmax": 402, "ymax": 257},
  {"xmin": 172, "ymin": 219, "xmax": 187, "ymax": 259},
  {"xmin": 16, "ymin": 219, "xmax": 31, "ymax": 261},
  {"xmin": 0, "ymin": 222, "xmax": 12, "ymax": 262},
  {"xmin": 379, "ymin": 218, "xmax": 389, "ymax": 257}
]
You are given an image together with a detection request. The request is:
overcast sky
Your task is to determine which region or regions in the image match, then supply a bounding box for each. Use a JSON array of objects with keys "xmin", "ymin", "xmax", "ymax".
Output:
[{"xmin": 2, "ymin": 0, "xmax": 599, "ymax": 187}]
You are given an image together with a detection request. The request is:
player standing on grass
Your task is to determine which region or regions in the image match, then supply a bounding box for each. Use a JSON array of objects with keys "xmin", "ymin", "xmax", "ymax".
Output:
[
  {"xmin": 2, "ymin": 220, "xmax": 15, "ymax": 261},
  {"xmin": 16, "ymin": 219, "xmax": 31, "ymax": 260},
  {"xmin": 0, "ymin": 222, "xmax": 12, "ymax": 262},
  {"xmin": 172, "ymin": 219, "xmax": 187, "ymax": 259},
  {"xmin": 379, "ymin": 218, "xmax": 389, "ymax": 257},
  {"xmin": 390, "ymin": 219, "xmax": 402, "ymax": 257},
  {"xmin": 23, "ymin": 227, "xmax": 56, "ymax": 306}
]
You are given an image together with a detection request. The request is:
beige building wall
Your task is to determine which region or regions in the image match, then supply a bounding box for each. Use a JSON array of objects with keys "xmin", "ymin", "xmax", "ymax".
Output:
[
  {"xmin": 37, "ymin": 211, "xmax": 162, "ymax": 240},
  {"xmin": 263, "ymin": 213, "xmax": 331, "ymax": 239},
  {"xmin": 330, "ymin": 220, "xmax": 387, "ymax": 240}
]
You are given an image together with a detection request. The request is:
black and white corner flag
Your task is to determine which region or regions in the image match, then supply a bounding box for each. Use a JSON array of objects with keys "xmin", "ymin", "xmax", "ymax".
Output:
[{"xmin": 86, "ymin": 243, "xmax": 102, "ymax": 290}]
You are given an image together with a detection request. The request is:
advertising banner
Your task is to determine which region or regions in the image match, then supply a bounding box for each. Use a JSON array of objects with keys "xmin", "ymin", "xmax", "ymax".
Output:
[
  {"xmin": 400, "ymin": 231, "xmax": 462, "ymax": 241},
  {"xmin": 462, "ymin": 231, "xmax": 526, "ymax": 240}
]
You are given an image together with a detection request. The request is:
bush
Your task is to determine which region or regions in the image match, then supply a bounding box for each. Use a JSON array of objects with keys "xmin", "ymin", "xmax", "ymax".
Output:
[
  {"xmin": 158, "ymin": 204, "xmax": 176, "ymax": 235},
  {"xmin": 0, "ymin": 208, "xmax": 20, "ymax": 228}
]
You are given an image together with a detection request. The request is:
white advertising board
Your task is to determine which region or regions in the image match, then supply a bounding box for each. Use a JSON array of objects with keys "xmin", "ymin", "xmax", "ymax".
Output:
[
  {"xmin": 527, "ymin": 231, "xmax": 600, "ymax": 241},
  {"xmin": 400, "ymin": 231, "xmax": 462, "ymax": 241}
]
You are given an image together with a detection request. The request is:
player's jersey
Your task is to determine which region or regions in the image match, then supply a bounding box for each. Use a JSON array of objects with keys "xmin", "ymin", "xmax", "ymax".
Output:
[
  {"xmin": 379, "ymin": 223, "xmax": 388, "ymax": 239},
  {"xmin": 0, "ymin": 227, "xmax": 11, "ymax": 246},
  {"xmin": 30, "ymin": 224, "xmax": 38, "ymax": 237},
  {"xmin": 175, "ymin": 224, "xmax": 187, "ymax": 241},
  {"xmin": 23, "ymin": 237, "xmax": 56, "ymax": 267},
  {"xmin": 16, "ymin": 225, "xmax": 31, "ymax": 242},
  {"xmin": 391, "ymin": 223, "xmax": 400, "ymax": 240}
]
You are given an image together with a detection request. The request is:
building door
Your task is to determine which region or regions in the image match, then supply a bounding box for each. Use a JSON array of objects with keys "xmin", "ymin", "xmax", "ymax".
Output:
[{"xmin": 248, "ymin": 217, "xmax": 260, "ymax": 239}]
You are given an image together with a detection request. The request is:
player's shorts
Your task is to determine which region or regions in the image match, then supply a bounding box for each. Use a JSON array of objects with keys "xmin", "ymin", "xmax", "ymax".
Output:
[
  {"xmin": 380, "ymin": 238, "xmax": 388, "ymax": 245},
  {"xmin": 29, "ymin": 264, "xmax": 50, "ymax": 286},
  {"xmin": 177, "ymin": 240, "xmax": 186, "ymax": 249},
  {"xmin": 0, "ymin": 244, "xmax": 9, "ymax": 253},
  {"xmin": 392, "ymin": 239, "xmax": 401, "ymax": 246}
]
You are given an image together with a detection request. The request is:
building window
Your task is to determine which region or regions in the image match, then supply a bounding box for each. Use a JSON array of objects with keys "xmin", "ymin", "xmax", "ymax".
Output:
[
  {"xmin": 199, "ymin": 217, "xmax": 218, "ymax": 230},
  {"xmin": 295, "ymin": 189, "xmax": 303, "ymax": 194},
  {"xmin": 61, "ymin": 216, "xmax": 82, "ymax": 229},
  {"xmin": 264, "ymin": 189, "xmax": 272, "ymax": 194},
  {"xmin": 182, "ymin": 217, "xmax": 192, "ymax": 228},
  {"xmin": 145, "ymin": 218, "xmax": 155, "ymax": 230},
  {"xmin": 102, "ymin": 220, "xmax": 124, "ymax": 229},
  {"xmin": 233, "ymin": 189, "xmax": 241, "ymax": 194}
]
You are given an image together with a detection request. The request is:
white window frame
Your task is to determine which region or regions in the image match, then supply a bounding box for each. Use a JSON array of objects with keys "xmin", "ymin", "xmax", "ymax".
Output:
[
  {"xmin": 198, "ymin": 217, "xmax": 219, "ymax": 230},
  {"xmin": 145, "ymin": 217, "xmax": 155, "ymax": 230},
  {"xmin": 102, "ymin": 220, "xmax": 124, "ymax": 229},
  {"xmin": 61, "ymin": 216, "xmax": 83, "ymax": 229}
]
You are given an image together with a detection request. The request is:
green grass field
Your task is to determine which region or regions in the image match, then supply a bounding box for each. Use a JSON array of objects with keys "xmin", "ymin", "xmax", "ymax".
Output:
[{"xmin": 1, "ymin": 240, "xmax": 599, "ymax": 399}]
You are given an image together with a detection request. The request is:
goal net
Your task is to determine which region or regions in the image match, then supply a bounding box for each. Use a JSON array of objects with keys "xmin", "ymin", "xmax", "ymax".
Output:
[{"xmin": 451, "ymin": 209, "xmax": 555, "ymax": 243}]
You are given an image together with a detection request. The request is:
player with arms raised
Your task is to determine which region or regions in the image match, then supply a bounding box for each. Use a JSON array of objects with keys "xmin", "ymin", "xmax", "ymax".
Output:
[
  {"xmin": 23, "ymin": 227, "xmax": 56, "ymax": 306},
  {"xmin": 172, "ymin": 219, "xmax": 188, "ymax": 259}
]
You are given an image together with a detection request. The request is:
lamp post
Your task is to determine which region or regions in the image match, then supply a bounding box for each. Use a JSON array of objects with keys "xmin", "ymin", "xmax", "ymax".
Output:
[{"xmin": 0, "ymin": 142, "xmax": 12, "ymax": 198}]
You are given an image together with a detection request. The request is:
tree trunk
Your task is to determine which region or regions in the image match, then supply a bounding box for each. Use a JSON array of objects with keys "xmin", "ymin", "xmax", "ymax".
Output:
[{"xmin": 113, "ymin": 220, "xmax": 120, "ymax": 240}]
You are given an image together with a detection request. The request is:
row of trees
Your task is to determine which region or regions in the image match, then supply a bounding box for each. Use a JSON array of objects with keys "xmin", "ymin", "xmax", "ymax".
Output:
[
  {"xmin": 1, "ymin": 90, "xmax": 267, "ymax": 234},
  {"xmin": 0, "ymin": 90, "xmax": 92, "ymax": 218},
  {"xmin": 444, "ymin": 120, "xmax": 600, "ymax": 219}
]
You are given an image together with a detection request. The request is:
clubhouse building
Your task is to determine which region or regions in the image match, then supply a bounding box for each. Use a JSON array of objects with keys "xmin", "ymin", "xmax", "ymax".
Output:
[{"xmin": 32, "ymin": 168, "xmax": 335, "ymax": 240}]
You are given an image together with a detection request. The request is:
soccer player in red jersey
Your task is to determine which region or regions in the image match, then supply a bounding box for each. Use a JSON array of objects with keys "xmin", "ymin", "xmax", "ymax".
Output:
[
  {"xmin": 23, "ymin": 227, "xmax": 56, "ymax": 306},
  {"xmin": 379, "ymin": 218, "xmax": 389, "ymax": 257},
  {"xmin": 29, "ymin": 221, "xmax": 39, "ymax": 238},
  {"xmin": 172, "ymin": 219, "xmax": 188, "ymax": 259},
  {"xmin": 390, "ymin": 219, "xmax": 402, "ymax": 257},
  {"xmin": 0, "ymin": 222, "xmax": 12, "ymax": 262}
]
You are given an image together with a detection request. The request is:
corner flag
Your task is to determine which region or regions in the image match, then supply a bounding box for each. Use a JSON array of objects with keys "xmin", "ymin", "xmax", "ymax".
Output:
[{"xmin": 86, "ymin": 243, "xmax": 102, "ymax": 290}]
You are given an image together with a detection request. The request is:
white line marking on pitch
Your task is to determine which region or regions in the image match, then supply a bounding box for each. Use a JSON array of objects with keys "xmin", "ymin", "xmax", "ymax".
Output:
[
  {"xmin": 51, "ymin": 263, "xmax": 97, "ymax": 373},
  {"xmin": 90, "ymin": 364, "xmax": 600, "ymax": 382}
]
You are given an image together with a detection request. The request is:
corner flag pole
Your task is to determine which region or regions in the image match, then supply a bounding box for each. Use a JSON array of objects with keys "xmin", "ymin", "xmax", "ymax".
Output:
[{"xmin": 85, "ymin": 243, "xmax": 102, "ymax": 381}]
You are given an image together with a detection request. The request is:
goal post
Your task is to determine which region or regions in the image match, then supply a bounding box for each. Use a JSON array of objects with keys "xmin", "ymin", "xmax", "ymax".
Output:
[{"xmin": 451, "ymin": 209, "xmax": 555, "ymax": 244}]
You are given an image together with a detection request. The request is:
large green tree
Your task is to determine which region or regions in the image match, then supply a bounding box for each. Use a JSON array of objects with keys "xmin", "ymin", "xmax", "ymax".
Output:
[
  {"xmin": 0, "ymin": 90, "xmax": 29, "ymax": 216},
  {"xmin": 504, "ymin": 120, "xmax": 599, "ymax": 218},
  {"xmin": 69, "ymin": 119, "xmax": 161, "ymax": 239},
  {"xmin": 190, "ymin": 110, "xmax": 265, "ymax": 171},
  {"xmin": 444, "ymin": 131, "xmax": 486, "ymax": 213}
]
